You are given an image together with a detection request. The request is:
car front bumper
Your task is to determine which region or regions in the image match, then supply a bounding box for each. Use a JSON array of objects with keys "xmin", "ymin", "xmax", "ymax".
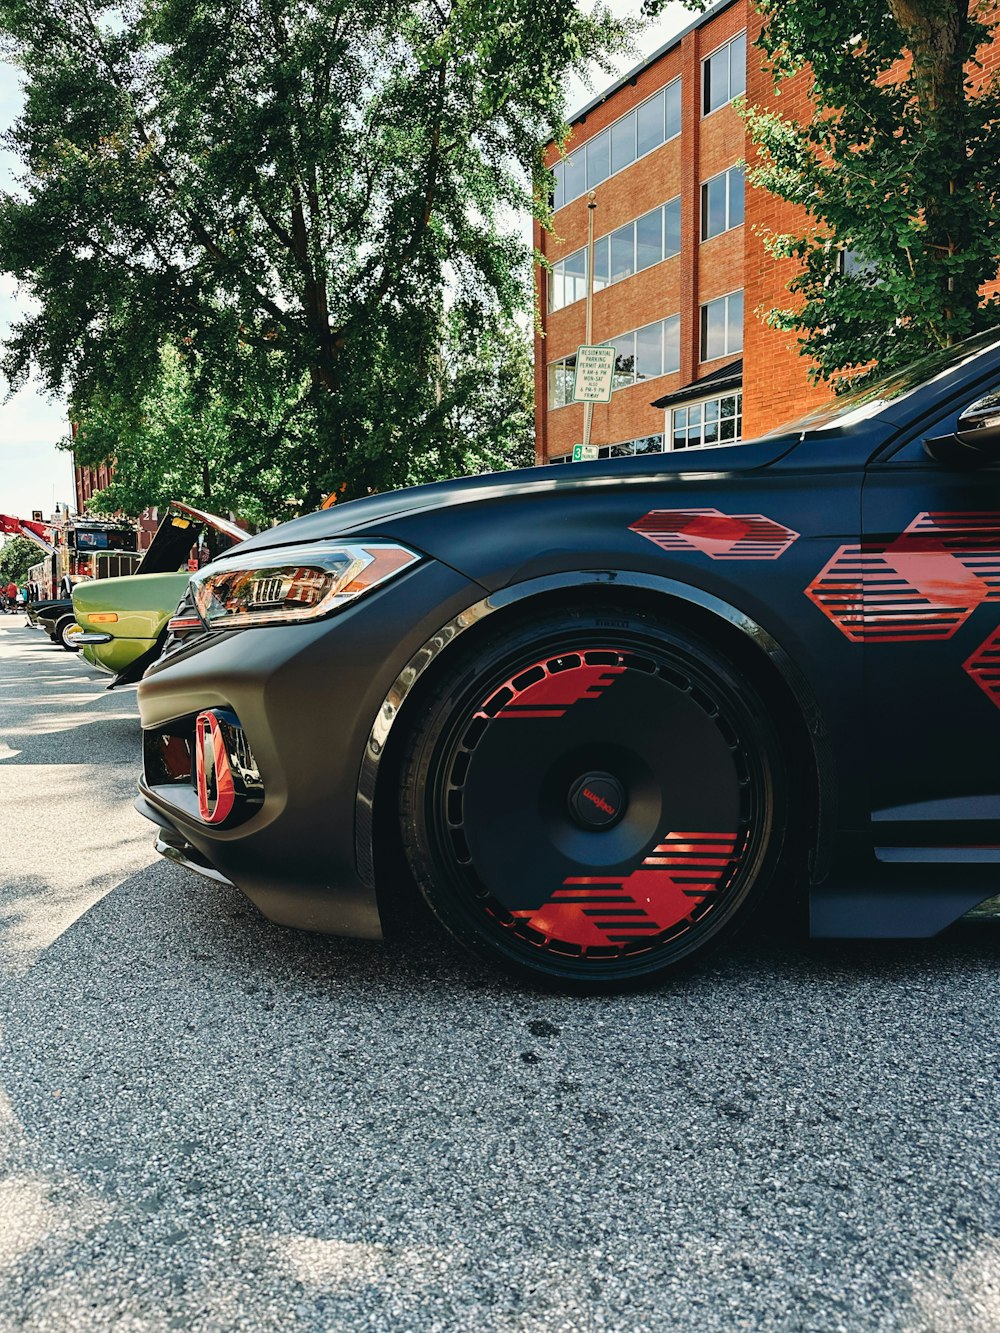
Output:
[
  {"xmin": 135, "ymin": 559, "xmax": 483, "ymax": 938},
  {"xmin": 80, "ymin": 634, "xmax": 158, "ymax": 677}
]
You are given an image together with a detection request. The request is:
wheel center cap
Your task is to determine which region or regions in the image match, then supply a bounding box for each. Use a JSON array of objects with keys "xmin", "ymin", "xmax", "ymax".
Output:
[{"xmin": 567, "ymin": 772, "xmax": 627, "ymax": 830}]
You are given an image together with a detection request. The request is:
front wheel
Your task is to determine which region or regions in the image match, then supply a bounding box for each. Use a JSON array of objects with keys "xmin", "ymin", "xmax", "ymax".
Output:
[
  {"xmin": 399, "ymin": 606, "xmax": 787, "ymax": 990},
  {"xmin": 56, "ymin": 616, "xmax": 83, "ymax": 651}
]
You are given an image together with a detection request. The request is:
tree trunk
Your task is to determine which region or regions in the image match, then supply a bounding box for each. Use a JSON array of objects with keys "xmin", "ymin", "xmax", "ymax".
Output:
[{"xmin": 887, "ymin": 0, "xmax": 972, "ymax": 340}]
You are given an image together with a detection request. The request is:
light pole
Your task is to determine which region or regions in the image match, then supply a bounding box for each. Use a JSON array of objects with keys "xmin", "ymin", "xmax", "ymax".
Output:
[{"xmin": 582, "ymin": 191, "xmax": 597, "ymax": 453}]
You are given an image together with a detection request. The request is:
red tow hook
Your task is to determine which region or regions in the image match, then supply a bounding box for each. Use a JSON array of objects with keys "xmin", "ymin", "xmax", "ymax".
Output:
[{"xmin": 195, "ymin": 711, "xmax": 237, "ymax": 824}]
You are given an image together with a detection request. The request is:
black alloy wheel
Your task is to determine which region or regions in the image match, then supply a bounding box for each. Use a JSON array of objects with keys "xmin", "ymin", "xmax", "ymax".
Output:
[{"xmin": 399, "ymin": 605, "xmax": 787, "ymax": 989}]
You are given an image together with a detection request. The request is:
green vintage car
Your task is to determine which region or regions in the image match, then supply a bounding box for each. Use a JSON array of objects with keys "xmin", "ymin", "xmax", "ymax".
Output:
[{"xmin": 72, "ymin": 504, "xmax": 246, "ymax": 687}]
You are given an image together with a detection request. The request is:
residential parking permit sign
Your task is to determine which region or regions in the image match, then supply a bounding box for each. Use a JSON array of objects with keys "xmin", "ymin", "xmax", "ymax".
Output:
[{"xmin": 573, "ymin": 345, "xmax": 615, "ymax": 403}]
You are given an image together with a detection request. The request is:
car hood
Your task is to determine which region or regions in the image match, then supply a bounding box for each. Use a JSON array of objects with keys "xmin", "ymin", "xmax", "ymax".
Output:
[
  {"xmin": 235, "ymin": 436, "xmax": 800, "ymax": 555},
  {"xmin": 135, "ymin": 503, "xmax": 247, "ymax": 575}
]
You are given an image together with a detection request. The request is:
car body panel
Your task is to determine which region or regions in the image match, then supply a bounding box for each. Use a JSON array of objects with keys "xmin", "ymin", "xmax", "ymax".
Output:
[
  {"xmin": 35, "ymin": 600, "xmax": 74, "ymax": 636},
  {"xmin": 75, "ymin": 572, "xmax": 190, "ymax": 675},
  {"xmin": 137, "ymin": 561, "xmax": 483, "ymax": 935},
  {"xmin": 135, "ymin": 331, "xmax": 1000, "ymax": 947}
]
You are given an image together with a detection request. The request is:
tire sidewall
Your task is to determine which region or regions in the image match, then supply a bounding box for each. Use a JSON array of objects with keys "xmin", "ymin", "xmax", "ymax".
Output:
[{"xmin": 58, "ymin": 617, "xmax": 81, "ymax": 651}]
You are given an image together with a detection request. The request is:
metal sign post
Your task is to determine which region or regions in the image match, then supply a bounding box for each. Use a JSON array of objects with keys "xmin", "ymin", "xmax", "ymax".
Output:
[
  {"xmin": 569, "ymin": 192, "xmax": 615, "ymax": 461},
  {"xmin": 583, "ymin": 193, "xmax": 598, "ymax": 452}
]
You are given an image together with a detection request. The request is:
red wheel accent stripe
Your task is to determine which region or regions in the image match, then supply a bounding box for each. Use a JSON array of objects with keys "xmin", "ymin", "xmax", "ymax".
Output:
[
  {"xmin": 512, "ymin": 832, "xmax": 739, "ymax": 949},
  {"xmin": 477, "ymin": 655, "xmax": 626, "ymax": 720},
  {"xmin": 195, "ymin": 711, "xmax": 236, "ymax": 824}
]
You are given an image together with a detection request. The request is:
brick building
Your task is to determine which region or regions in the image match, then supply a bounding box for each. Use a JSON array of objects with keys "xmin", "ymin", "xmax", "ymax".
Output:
[{"xmin": 535, "ymin": 0, "xmax": 844, "ymax": 465}]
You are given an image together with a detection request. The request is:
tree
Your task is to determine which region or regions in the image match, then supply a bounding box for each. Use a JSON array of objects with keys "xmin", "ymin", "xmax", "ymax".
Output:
[
  {"xmin": 0, "ymin": 0, "xmax": 629, "ymax": 508},
  {"xmin": 645, "ymin": 0, "xmax": 1000, "ymax": 384},
  {"xmin": 0, "ymin": 535, "xmax": 40, "ymax": 585},
  {"xmin": 70, "ymin": 309, "xmax": 535, "ymax": 522},
  {"xmin": 68, "ymin": 342, "xmax": 287, "ymax": 525}
]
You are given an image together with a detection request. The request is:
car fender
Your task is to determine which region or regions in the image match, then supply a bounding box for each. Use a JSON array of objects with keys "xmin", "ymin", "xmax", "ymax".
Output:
[{"xmin": 356, "ymin": 567, "xmax": 835, "ymax": 891}]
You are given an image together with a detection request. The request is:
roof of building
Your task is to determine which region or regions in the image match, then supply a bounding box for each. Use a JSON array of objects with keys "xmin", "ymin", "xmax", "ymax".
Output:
[
  {"xmin": 567, "ymin": 0, "xmax": 739, "ymax": 128},
  {"xmin": 651, "ymin": 358, "xmax": 743, "ymax": 411}
]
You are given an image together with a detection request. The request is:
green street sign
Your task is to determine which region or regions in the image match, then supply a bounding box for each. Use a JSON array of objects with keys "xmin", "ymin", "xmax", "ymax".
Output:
[{"xmin": 572, "ymin": 444, "xmax": 599, "ymax": 462}]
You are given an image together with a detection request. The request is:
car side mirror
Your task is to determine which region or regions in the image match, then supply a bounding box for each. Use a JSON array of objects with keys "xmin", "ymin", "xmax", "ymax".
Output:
[{"xmin": 925, "ymin": 391, "xmax": 1000, "ymax": 467}]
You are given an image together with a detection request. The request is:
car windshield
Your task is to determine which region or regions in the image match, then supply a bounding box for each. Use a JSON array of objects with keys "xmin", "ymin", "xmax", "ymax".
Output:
[{"xmin": 765, "ymin": 328, "xmax": 1000, "ymax": 436}]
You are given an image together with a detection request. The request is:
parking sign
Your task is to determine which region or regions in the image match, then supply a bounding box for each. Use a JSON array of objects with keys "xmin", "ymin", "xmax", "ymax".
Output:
[{"xmin": 573, "ymin": 345, "xmax": 615, "ymax": 403}]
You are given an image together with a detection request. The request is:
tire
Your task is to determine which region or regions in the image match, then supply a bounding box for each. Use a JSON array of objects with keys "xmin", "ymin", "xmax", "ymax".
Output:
[
  {"xmin": 56, "ymin": 616, "xmax": 82, "ymax": 651},
  {"xmin": 399, "ymin": 605, "xmax": 787, "ymax": 990}
]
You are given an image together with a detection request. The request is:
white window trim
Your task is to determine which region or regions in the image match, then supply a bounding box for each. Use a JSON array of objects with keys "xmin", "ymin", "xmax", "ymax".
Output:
[
  {"xmin": 547, "ymin": 197, "xmax": 682, "ymax": 314},
  {"xmin": 553, "ymin": 76, "xmax": 682, "ymax": 212},
  {"xmin": 548, "ymin": 433, "xmax": 667, "ymax": 464},
  {"xmin": 547, "ymin": 314, "xmax": 682, "ymax": 410},
  {"xmin": 667, "ymin": 389, "xmax": 743, "ymax": 450}
]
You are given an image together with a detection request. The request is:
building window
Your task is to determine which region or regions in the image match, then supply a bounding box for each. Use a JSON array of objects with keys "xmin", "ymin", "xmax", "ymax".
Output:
[
  {"xmin": 547, "ymin": 199, "xmax": 681, "ymax": 313},
  {"xmin": 610, "ymin": 316, "xmax": 681, "ymax": 390},
  {"xmin": 596, "ymin": 434, "xmax": 665, "ymax": 459},
  {"xmin": 838, "ymin": 247, "xmax": 877, "ymax": 279},
  {"xmin": 548, "ymin": 434, "xmax": 665, "ymax": 464},
  {"xmin": 702, "ymin": 33, "xmax": 746, "ymax": 116},
  {"xmin": 547, "ymin": 353, "xmax": 578, "ymax": 408},
  {"xmin": 547, "ymin": 316, "xmax": 679, "ymax": 409},
  {"xmin": 553, "ymin": 77, "xmax": 682, "ymax": 210},
  {"xmin": 548, "ymin": 249, "xmax": 588, "ymax": 312},
  {"xmin": 700, "ymin": 290, "xmax": 743, "ymax": 361},
  {"xmin": 670, "ymin": 392, "xmax": 743, "ymax": 449},
  {"xmin": 701, "ymin": 166, "xmax": 744, "ymax": 240}
]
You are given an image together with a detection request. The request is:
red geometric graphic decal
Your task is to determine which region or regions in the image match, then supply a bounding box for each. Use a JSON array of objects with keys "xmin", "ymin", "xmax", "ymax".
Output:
[
  {"xmin": 806, "ymin": 512, "xmax": 1000, "ymax": 642},
  {"xmin": 630, "ymin": 509, "xmax": 799, "ymax": 560},
  {"xmin": 963, "ymin": 627, "xmax": 1000, "ymax": 709},
  {"xmin": 476, "ymin": 653, "xmax": 625, "ymax": 720},
  {"xmin": 512, "ymin": 832, "xmax": 739, "ymax": 947}
]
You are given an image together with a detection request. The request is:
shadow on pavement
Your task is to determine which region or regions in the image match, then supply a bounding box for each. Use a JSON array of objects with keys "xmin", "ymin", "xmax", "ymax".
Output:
[{"xmin": 0, "ymin": 858, "xmax": 996, "ymax": 1330}]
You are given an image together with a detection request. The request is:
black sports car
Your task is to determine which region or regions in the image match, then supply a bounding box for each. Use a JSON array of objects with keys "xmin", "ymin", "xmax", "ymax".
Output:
[{"xmin": 136, "ymin": 331, "xmax": 1000, "ymax": 987}]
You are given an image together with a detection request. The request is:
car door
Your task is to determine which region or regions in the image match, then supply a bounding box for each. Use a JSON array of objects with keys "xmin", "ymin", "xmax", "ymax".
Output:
[{"xmin": 862, "ymin": 377, "xmax": 1000, "ymax": 858}]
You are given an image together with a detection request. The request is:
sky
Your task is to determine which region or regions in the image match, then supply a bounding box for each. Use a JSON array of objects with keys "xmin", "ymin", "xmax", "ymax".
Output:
[{"xmin": 0, "ymin": 1, "xmax": 692, "ymax": 524}]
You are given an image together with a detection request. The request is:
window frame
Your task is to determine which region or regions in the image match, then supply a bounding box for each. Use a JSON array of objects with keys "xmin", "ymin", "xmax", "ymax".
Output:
[
  {"xmin": 547, "ymin": 315, "xmax": 681, "ymax": 409},
  {"xmin": 700, "ymin": 165, "xmax": 745, "ymax": 241},
  {"xmin": 552, "ymin": 75, "xmax": 683, "ymax": 212},
  {"xmin": 699, "ymin": 289, "xmax": 744, "ymax": 363},
  {"xmin": 701, "ymin": 32, "xmax": 747, "ymax": 118},
  {"xmin": 668, "ymin": 391, "xmax": 744, "ymax": 450},
  {"xmin": 548, "ymin": 434, "xmax": 666, "ymax": 464},
  {"xmin": 546, "ymin": 198, "xmax": 682, "ymax": 314}
]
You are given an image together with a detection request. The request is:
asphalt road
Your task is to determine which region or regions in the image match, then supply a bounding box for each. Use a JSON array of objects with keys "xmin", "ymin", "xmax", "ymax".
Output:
[{"xmin": 0, "ymin": 619, "xmax": 997, "ymax": 1332}]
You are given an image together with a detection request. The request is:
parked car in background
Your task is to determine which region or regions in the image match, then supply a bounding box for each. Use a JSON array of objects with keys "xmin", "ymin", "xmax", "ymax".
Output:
[
  {"xmin": 24, "ymin": 597, "xmax": 63, "ymax": 629},
  {"xmin": 30, "ymin": 598, "xmax": 82, "ymax": 649},
  {"xmin": 74, "ymin": 504, "xmax": 247, "ymax": 688}
]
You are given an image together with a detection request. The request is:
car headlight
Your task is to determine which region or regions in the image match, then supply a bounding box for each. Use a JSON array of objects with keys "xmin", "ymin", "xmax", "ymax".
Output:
[{"xmin": 191, "ymin": 541, "xmax": 420, "ymax": 630}]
